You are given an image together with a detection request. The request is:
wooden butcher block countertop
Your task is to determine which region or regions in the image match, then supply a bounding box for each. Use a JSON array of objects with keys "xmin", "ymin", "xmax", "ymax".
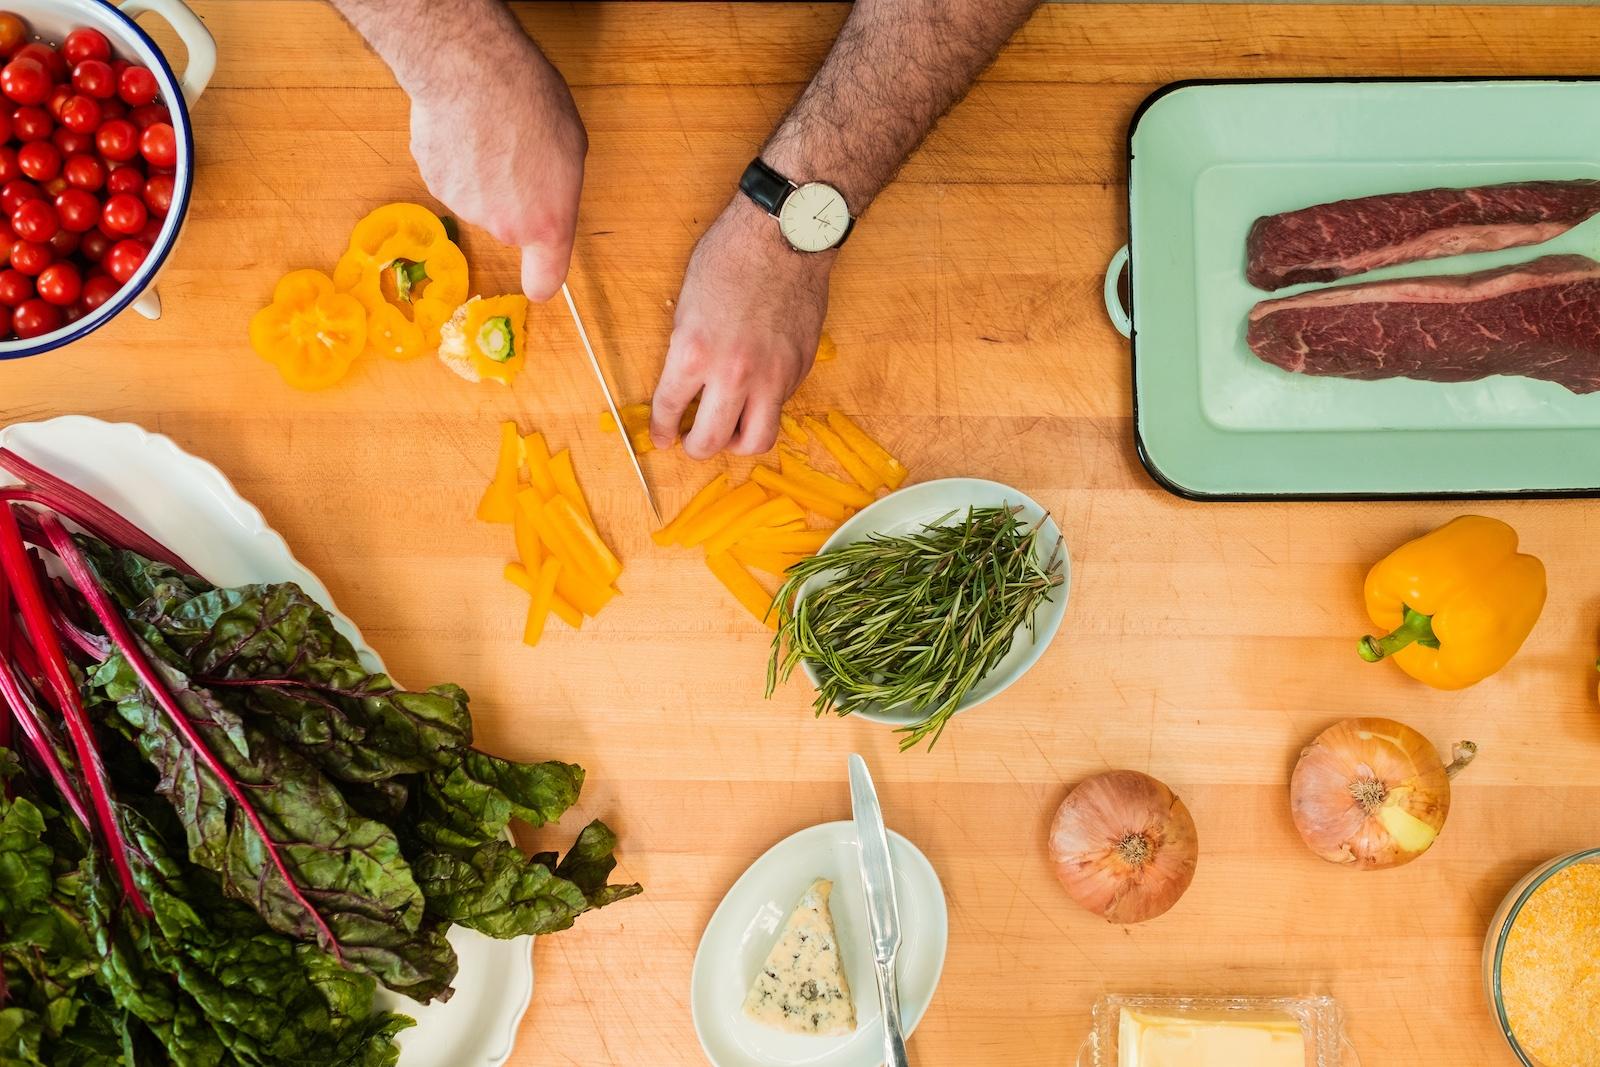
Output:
[{"xmin": 7, "ymin": 2, "xmax": 1600, "ymax": 1063}]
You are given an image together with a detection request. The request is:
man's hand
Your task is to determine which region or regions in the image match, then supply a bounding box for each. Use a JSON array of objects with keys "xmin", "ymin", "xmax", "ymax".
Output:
[
  {"xmin": 331, "ymin": 0, "xmax": 585, "ymax": 301},
  {"xmin": 651, "ymin": 200, "xmax": 831, "ymax": 457}
]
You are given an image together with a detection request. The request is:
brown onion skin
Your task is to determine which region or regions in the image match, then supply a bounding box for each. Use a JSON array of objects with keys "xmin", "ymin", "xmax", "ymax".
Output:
[
  {"xmin": 1289, "ymin": 717, "xmax": 1452, "ymax": 871},
  {"xmin": 1048, "ymin": 770, "xmax": 1199, "ymax": 924}
]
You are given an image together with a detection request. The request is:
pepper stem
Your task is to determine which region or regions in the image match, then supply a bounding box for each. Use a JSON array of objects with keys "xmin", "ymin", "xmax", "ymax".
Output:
[{"xmin": 1359, "ymin": 605, "xmax": 1439, "ymax": 662}]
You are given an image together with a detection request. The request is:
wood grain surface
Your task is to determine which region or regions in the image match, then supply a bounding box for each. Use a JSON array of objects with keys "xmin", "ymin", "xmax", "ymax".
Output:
[{"xmin": 6, "ymin": 2, "xmax": 1600, "ymax": 1063}]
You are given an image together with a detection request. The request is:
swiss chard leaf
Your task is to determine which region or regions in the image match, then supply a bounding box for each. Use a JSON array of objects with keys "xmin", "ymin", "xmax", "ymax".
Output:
[{"xmin": 412, "ymin": 752, "xmax": 583, "ymax": 850}]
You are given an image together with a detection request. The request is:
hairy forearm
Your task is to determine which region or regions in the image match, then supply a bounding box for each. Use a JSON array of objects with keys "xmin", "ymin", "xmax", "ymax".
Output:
[
  {"xmin": 329, "ymin": 0, "xmax": 549, "ymax": 97},
  {"xmin": 763, "ymin": 0, "xmax": 1041, "ymax": 212}
]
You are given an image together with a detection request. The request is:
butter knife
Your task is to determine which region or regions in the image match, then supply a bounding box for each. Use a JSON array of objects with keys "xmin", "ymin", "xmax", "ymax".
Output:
[
  {"xmin": 849, "ymin": 753, "xmax": 911, "ymax": 1067},
  {"xmin": 560, "ymin": 282, "xmax": 661, "ymax": 523}
]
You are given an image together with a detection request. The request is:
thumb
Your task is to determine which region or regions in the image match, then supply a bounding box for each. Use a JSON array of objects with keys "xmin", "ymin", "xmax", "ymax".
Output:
[{"xmin": 520, "ymin": 239, "xmax": 574, "ymax": 303}]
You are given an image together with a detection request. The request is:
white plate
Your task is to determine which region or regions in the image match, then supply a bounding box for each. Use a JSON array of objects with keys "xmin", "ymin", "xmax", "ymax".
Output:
[
  {"xmin": 801, "ymin": 477, "xmax": 1070, "ymax": 728},
  {"xmin": 0, "ymin": 415, "xmax": 533, "ymax": 1067},
  {"xmin": 691, "ymin": 821, "xmax": 948, "ymax": 1067}
]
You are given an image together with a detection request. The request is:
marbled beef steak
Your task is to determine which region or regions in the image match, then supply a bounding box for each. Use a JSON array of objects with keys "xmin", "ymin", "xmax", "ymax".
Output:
[
  {"xmin": 1246, "ymin": 254, "xmax": 1600, "ymax": 394},
  {"xmin": 1246, "ymin": 181, "xmax": 1600, "ymax": 291}
]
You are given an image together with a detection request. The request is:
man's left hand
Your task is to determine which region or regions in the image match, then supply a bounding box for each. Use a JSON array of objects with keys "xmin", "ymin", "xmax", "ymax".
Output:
[{"xmin": 650, "ymin": 199, "xmax": 832, "ymax": 458}]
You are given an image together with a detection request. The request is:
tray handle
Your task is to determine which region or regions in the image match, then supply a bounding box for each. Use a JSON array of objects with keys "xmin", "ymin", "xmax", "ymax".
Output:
[{"xmin": 1104, "ymin": 244, "xmax": 1131, "ymax": 339}]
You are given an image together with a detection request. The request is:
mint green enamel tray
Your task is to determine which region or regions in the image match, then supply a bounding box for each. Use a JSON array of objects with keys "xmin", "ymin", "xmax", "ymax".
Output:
[{"xmin": 1113, "ymin": 79, "xmax": 1600, "ymax": 500}]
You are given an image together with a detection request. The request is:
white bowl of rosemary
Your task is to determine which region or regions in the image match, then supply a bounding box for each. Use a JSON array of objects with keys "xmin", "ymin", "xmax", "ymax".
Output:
[{"xmin": 767, "ymin": 478, "xmax": 1069, "ymax": 751}]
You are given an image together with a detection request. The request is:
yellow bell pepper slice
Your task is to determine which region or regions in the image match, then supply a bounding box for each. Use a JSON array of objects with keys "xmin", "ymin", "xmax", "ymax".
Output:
[
  {"xmin": 523, "ymin": 557, "xmax": 562, "ymax": 647},
  {"xmin": 705, "ymin": 496, "xmax": 807, "ymax": 556},
  {"xmin": 777, "ymin": 453, "xmax": 874, "ymax": 509},
  {"xmin": 654, "ymin": 474, "xmax": 731, "ymax": 547},
  {"xmin": 815, "ymin": 331, "xmax": 838, "ymax": 363},
  {"xmin": 547, "ymin": 495, "xmax": 623, "ymax": 586},
  {"xmin": 735, "ymin": 528, "xmax": 834, "ymax": 555},
  {"xmin": 333, "ymin": 203, "xmax": 470, "ymax": 357},
  {"xmin": 826, "ymin": 411, "xmax": 908, "ymax": 489},
  {"xmin": 706, "ymin": 551, "xmax": 777, "ymax": 628},
  {"xmin": 780, "ymin": 413, "xmax": 808, "ymax": 445},
  {"xmin": 249, "ymin": 269, "xmax": 368, "ymax": 390},
  {"xmin": 557, "ymin": 568, "xmax": 616, "ymax": 618},
  {"xmin": 512, "ymin": 490, "xmax": 543, "ymax": 568},
  {"xmin": 730, "ymin": 544, "xmax": 806, "ymax": 577},
  {"xmin": 549, "ymin": 450, "xmax": 594, "ymax": 527},
  {"xmin": 476, "ymin": 421, "xmax": 521, "ymax": 523},
  {"xmin": 439, "ymin": 294, "xmax": 528, "ymax": 385},
  {"xmin": 679, "ymin": 482, "xmax": 768, "ymax": 548},
  {"xmin": 749, "ymin": 467, "xmax": 850, "ymax": 522},
  {"xmin": 522, "ymin": 433, "xmax": 557, "ymax": 499},
  {"xmin": 599, "ymin": 402, "xmax": 652, "ymax": 436},
  {"xmin": 804, "ymin": 417, "xmax": 884, "ymax": 493},
  {"xmin": 503, "ymin": 562, "xmax": 583, "ymax": 628}
]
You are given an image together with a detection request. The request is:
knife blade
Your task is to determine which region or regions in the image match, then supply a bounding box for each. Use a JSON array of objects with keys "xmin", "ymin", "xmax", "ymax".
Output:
[
  {"xmin": 560, "ymin": 282, "xmax": 660, "ymax": 523},
  {"xmin": 849, "ymin": 753, "xmax": 911, "ymax": 1067}
]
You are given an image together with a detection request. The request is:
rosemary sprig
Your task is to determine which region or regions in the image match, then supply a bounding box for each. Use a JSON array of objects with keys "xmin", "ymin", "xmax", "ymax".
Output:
[{"xmin": 766, "ymin": 505, "xmax": 1063, "ymax": 751}]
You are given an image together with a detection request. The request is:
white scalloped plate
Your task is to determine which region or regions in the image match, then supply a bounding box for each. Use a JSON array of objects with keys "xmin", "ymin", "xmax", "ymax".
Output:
[{"xmin": 0, "ymin": 415, "xmax": 534, "ymax": 1066}]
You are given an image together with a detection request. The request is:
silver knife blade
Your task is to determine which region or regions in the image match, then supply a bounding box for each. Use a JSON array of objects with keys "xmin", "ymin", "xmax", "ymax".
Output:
[
  {"xmin": 849, "ymin": 753, "xmax": 901, "ymax": 958},
  {"xmin": 560, "ymin": 282, "xmax": 660, "ymax": 523}
]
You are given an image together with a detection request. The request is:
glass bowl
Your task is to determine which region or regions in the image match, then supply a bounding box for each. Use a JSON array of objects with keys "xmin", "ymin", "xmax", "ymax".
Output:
[{"xmin": 1484, "ymin": 847, "xmax": 1600, "ymax": 1066}]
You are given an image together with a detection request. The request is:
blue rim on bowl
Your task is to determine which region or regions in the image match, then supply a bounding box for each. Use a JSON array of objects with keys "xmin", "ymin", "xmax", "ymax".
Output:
[
  {"xmin": 0, "ymin": 0, "xmax": 195, "ymax": 360},
  {"xmin": 1484, "ymin": 846, "xmax": 1600, "ymax": 1066}
]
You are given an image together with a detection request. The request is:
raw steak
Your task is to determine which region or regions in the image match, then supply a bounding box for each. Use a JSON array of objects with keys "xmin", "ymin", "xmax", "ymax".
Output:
[
  {"xmin": 1245, "ymin": 181, "xmax": 1600, "ymax": 291},
  {"xmin": 1245, "ymin": 254, "xmax": 1600, "ymax": 394}
]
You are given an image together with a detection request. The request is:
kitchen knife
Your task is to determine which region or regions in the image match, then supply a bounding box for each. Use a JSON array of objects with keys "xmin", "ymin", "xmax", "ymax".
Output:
[
  {"xmin": 560, "ymin": 282, "xmax": 660, "ymax": 523},
  {"xmin": 849, "ymin": 753, "xmax": 911, "ymax": 1067}
]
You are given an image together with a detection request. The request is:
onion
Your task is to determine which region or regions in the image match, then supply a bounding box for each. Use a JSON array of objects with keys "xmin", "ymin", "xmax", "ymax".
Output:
[
  {"xmin": 1289, "ymin": 717, "xmax": 1476, "ymax": 870},
  {"xmin": 1048, "ymin": 770, "xmax": 1199, "ymax": 924}
]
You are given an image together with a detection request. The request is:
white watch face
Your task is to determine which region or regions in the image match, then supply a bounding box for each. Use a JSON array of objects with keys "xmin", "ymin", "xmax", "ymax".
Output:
[{"xmin": 777, "ymin": 182, "xmax": 850, "ymax": 253}]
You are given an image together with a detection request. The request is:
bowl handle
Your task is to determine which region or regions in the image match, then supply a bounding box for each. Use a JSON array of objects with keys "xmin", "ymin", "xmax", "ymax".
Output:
[
  {"xmin": 1103, "ymin": 244, "xmax": 1131, "ymax": 339},
  {"xmin": 117, "ymin": 0, "xmax": 217, "ymax": 106},
  {"xmin": 131, "ymin": 289, "xmax": 161, "ymax": 320}
]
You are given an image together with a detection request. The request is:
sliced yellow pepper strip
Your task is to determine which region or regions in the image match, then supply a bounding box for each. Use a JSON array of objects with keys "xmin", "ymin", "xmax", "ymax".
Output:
[
  {"xmin": 599, "ymin": 402, "xmax": 652, "ymax": 436},
  {"xmin": 523, "ymin": 557, "xmax": 562, "ymax": 647},
  {"xmin": 476, "ymin": 421, "xmax": 521, "ymax": 524},
  {"xmin": 735, "ymin": 528, "xmax": 834, "ymax": 554},
  {"xmin": 826, "ymin": 411, "xmax": 908, "ymax": 489},
  {"xmin": 805, "ymin": 417, "xmax": 884, "ymax": 493},
  {"xmin": 749, "ymin": 467, "xmax": 850, "ymax": 522},
  {"xmin": 705, "ymin": 496, "xmax": 807, "ymax": 556},
  {"xmin": 815, "ymin": 331, "xmax": 838, "ymax": 363},
  {"xmin": 503, "ymin": 562, "xmax": 583, "ymax": 628},
  {"xmin": 522, "ymin": 433, "xmax": 557, "ymax": 499},
  {"xmin": 557, "ymin": 568, "xmax": 616, "ymax": 617},
  {"xmin": 654, "ymin": 474, "xmax": 732, "ymax": 547},
  {"xmin": 780, "ymin": 413, "xmax": 808, "ymax": 445},
  {"xmin": 679, "ymin": 482, "xmax": 768, "ymax": 548},
  {"xmin": 547, "ymin": 495, "xmax": 623, "ymax": 586},
  {"xmin": 512, "ymin": 491, "xmax": 543, "ymax": 569},
  {"xmin": 249, "ymin": 269, "xmax": 368, "ymax": 390},
  {"xmin": 777, "ymin": 453, "xmax": 875, "ymax": 509},
  {"xmin": 549, "ymin": 450, "xmax": 593, "ymax": 527},
  {"xmin": 706, "ymin": 551, "xmax": 777, "ymax": 628},
  {"xmin": 730, "ymin": 544, "xmax": 806, "ymax": 576}
]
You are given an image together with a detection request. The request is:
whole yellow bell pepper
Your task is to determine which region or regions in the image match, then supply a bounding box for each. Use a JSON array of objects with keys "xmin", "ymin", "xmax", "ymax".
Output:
[
  {"xmin": 332, "ymin": 203, "xmax": 469, "ymax": 358},
  {"xmin": 1358, "ymin": 515, "xmax": 1546, "ymax": 690},
  {"xmin": 248, "ymin": 269, "xmax": 368, "ymax": 389}
]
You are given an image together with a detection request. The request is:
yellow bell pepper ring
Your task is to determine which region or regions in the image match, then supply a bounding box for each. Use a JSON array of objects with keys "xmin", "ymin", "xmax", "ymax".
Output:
[
  {"xmin": 248, "ymin": 269, "xmax": 368, "ymax": 390},
  {"xmin": 438, "ymin": 294, "xmax": 528, "ymax": 384},
  {"xmin": 1358, "ymin": 515, "xmax": 1547, "ymax": 690},
  {"xmin": 333, "ymin": 202, "xmax": 469, "ymax": 358}
]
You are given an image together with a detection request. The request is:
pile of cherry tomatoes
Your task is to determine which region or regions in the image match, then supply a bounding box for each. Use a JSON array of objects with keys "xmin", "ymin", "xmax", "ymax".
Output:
[{"xmin": 0, "ymin": 14, "xmax": 176, "ymax": 340}]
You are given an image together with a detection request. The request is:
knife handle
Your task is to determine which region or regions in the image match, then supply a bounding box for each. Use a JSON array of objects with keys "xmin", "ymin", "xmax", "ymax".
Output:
[{"xmin": 874, "ymin": 956, "xmax": 910, "ymax": 1067}]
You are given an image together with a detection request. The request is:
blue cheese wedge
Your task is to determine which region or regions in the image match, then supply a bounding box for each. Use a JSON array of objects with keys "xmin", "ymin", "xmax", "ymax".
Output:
[{"xmin": 742, "ymin": 878, "xmax": 856, "ymax": 1036}]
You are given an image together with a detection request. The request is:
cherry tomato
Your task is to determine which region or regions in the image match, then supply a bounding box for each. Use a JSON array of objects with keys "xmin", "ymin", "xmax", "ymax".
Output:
[
  {"xmin": 45, "ymin": 225, "xmax": 74, "ymax": 256},
  {"xmin": 78, "ymin": 227, "xmax": 109, "ymax": 263},
  {"xmin": 116, "ymin": 65, "xmax": 156, "ymax": 106},
  {"xmin": 98, "ymin": 191, "xmax": 143, "ymax": 235},
  {"xmin": 97, "ymin": 96, "xmax": 124, "ymax": 121},
  {"xmin": 12, "ymin": 296, "xmax": 60, "ymax": 337},
  {"xmin": 80, "ymin": 271, "xmax": 117, "ymax": 310},
  {"xmin": 135, "ymin": 216, "xmax": 162, "ymax": 244},
  {"xmin": 142, "ymin": 171, "xmax": 172, "ymax": 216},
  {"xmin": 16, "ymin": 141, "xmax": 57, "ymax": 182},
  {"xmin": 58, "ymin": 94, "xmax": 98, "ymax": 134},
  {"xmin": 129, "ymin": 102, "xmax": 168, "ymax": 129},
  {"xmin": 0, "ymin": 303, "xmax": 12, "ymax": 334},
  {"xmin": 136, "ymin": 121, "xmax": 173, "ymax": 169},
  {"xmin": 0, "ymin": 267, "xmax": 30, "ymax": 304},
  {"xmin": 70, "ymin": 58, "xmax": 114, "ymax": 99},
  {"xmin": 51, "ymin": 127, "xmax": 89, "ymax": 155},
  {"xmin": 40, "ymin": 176, "xmax": 63, "ymax": 197},
  {"xmin": 61, "ymin": 302, "xmax": 82, "ymax": 324},
  {"xmin": 95, "ymin": 118, "xmax": 135, "ymax": 161},
  {"xmin": 102, "ymin": 238, "xmax": 145, "ymax": 282},
  {"xmin": 61, "ymin": 29, "xmax": 111, "ymax": 68},
  {"xmin": 15, "ymin": 43, "xmax": 65, "ymax": 82},
  {"xmin": 0, "ymin": 57, "xmax": 49, "ymax": 107},
  {"xmin": 11, "ymin": 197, "xmax": 56, "ymax": 241},
  {"xmin": 104, "ymin": 166, "xmax": 140, "ymax": 197},
  {"xmin": 53, "ymin": 187, "xmax": 96, "ymax": 231},
  {"xmin": 8, "ymin": 239, "xmax": 46, "ymax": 275},
  {"xmin": 44, "ymin": 82, "xmax": 69, "ymax": 120},
  {"xmin": 0, "ymin": 146, "xmax": 18, "ymax": 184},
  {"xmin": 34, "ymin": 260, "xmax": 78, "ymax": 305},
  {"xmin": 0, "ymin": 14, "xmax": 26, "ymax": 59},
  {"xmin": 11, "ymin": 105, "xmax": 50, "ymax": 142},
  {"xmin": 0, "ymin": 178, "xmax": 39, "ymax": 215},
  {"xmin": 61, "ymin": 152, "xmax": 102, "ymax": 191}
]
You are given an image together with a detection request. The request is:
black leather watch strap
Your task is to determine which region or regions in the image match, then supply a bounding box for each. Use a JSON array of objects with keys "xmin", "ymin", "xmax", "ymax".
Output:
[{"xmin": 739, "ymin": 157, "xmax": 791, "ymax": 215}]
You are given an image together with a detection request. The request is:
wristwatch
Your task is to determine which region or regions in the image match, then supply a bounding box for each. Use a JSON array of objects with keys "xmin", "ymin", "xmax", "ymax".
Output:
[{"xmin": 739, "ymin": 157, "xmax": 854, "ymax": 253}]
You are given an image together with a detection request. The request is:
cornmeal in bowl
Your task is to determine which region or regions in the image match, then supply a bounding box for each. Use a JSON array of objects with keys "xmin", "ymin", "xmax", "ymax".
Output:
[{"xmin": 1501, "ymin": 863, "xmax": 1600, "ymax": 1066}]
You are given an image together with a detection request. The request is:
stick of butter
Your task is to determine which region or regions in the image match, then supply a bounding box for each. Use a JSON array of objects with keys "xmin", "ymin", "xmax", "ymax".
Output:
[{"xmin": 1118, "ymin": 1008, "xmax": 1307, "ymax": 1067}]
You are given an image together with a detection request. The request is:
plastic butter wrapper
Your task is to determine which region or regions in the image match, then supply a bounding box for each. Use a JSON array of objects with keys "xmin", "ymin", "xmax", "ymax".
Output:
[{"xmin": 1076, "ymin": 994, "xmax": 1349, "ymax": 1067}]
